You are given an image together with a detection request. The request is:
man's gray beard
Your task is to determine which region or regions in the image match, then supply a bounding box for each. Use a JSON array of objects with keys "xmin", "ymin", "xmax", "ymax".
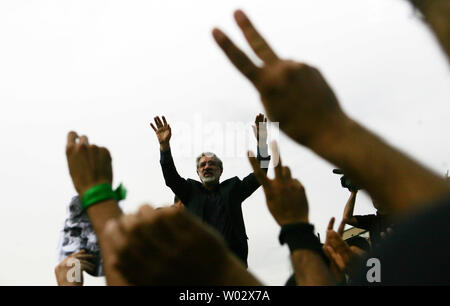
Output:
[{"xmin": 200, "ymin": 174, "xmax": 219, "ymax": 185}]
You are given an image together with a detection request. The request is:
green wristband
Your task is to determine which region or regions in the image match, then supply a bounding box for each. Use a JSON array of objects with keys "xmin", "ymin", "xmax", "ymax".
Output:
[{"xmin": 81, "ymin": 183, "xmax": 127, "ymax": 210}]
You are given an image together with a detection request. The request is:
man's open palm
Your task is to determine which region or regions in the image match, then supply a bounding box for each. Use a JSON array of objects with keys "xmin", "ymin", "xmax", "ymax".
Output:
[
  {"xmin": 151, "ymin": 116, "xmax": 171, "ymax": 145},
  {"xmin": 213, "ymin": 10, "xmax": 344, "ymax": 146}
]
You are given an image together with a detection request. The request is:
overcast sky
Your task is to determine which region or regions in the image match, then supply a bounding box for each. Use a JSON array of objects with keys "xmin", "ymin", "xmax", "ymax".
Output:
[{"xmin": 0, "ymin": 0, "xmax": 449, "ymax": 285}]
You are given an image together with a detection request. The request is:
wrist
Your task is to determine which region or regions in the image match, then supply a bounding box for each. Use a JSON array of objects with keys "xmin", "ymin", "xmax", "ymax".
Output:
[
  {"xmin": 278, "ymin": 216, "xmax": 309, "ymax": 226},
  {"xmin": 81, "ymin": 182, "xmax": 126, "ymax": 210},
  {"xmin": 308, "ymin": 113, "xmax": 358, "ymax": 159},
  {"xmin": 257, "ymin": 143, "xmax": 270, "ymax": 166},
  {"xmin": 160, "ymin": 142, "xmax": 170, "ymax": 152},
  {"xmin": 217, "ymin": 252, "xmax": 261, "ymax": 285},
  {"xmin": 257, "ymin": 139, "xmax": 268, "ymax": 145},
  {"xmin": 257, "ymin": 142, "xmax": 268, "ymax": 151},
  {"xmin": 79, "ymin": 180, "xmax": 111, "ymax": 198},
  {"xmin": 279, "ymin": 222, "xmax": 323, "ymax": 254}
]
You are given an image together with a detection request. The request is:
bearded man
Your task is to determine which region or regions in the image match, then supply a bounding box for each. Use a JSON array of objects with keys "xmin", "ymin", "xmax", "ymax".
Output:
[{"xmin": 151, "ymin": 114, "xmax": 270, "ymax": 267}]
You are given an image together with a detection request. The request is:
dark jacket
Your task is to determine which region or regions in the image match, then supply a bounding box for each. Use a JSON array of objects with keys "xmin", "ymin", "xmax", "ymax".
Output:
[
  {"xmin": 354, "ymin": 213, "xmax": 393, "ymax": 247},
  {"xmin": 351, "ymin": 192, "xmax": 450, "ymax": 285},
  {"xmin": 160, "ymin": 149, "xmax": 268, "ymax": 267}
]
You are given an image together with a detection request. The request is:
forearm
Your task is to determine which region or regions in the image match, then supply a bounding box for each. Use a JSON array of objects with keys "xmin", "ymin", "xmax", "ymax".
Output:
[
  {"xmin": 309, "ymin": 115, "xmax": 450, "ymax": 214},
  {"xmin": 86, "ymin": 200, "xmax": 128, "ymax": 285},
  {"xmin": 291, "ymin": 250, "xmax": 335, "ymax": 286},
  {"xmin": 240, "ymin": 141, "xmax": 270, "ymax": 196},
  {"xmin": 160, "ymin": 148, "xmax": 191, "ymax": 202},
  {"xmin": 343, "ymin": 191, "xmax": 357, "ymax": 222},
  {"xmin": 257, "ymin": 141, "xmax": 270, "ymax": 172},
  {"xmin": 217, "ymin": 253, "xmax": 263, "ymax": 285},
  {"xmin": 160, "ymin": 141, "xmax": 170, "ymax": 152},
  {"xmin": 160, "ymin": 148, "xmax": 178, "ymax": 184}
]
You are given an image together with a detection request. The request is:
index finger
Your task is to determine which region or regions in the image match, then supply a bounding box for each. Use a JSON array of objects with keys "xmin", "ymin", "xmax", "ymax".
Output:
[
  {"xmin": 212, "ymin": 28, "xmax": 260, "ymax": 83},
  {"xmin": 234, "ymin": 10, "xmax": 279, "ymax": 64},
  {"xmin": 327, "ymin": 217, "xmax": 335, "ymax": 231},
  {"xmin": 79, "ymin": 135, "xmax": 89, "ymax": 146},
  {"xmin": 248, "ymin": 152, "xmax": 269, "ymax": 187},
  {"xmin": 67, "ymin": 131, "xmax": 78, "ymax": 146},
  {"xmin": 337, "ymin": 220, "xmax": 346, "ymax": 237},
  {"xmin": 271, "ymin": 141, "xmax": 283, "ymax": 179}
]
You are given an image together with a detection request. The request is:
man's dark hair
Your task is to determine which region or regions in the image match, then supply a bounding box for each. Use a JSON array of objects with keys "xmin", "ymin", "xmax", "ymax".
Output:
[
  {"xmin": 174, "ymin": 195, "xmax": 180, "ymax": 203},
  {"xmin": 196, "ymin": 152, "xmax": 223, "ymax": 170}
]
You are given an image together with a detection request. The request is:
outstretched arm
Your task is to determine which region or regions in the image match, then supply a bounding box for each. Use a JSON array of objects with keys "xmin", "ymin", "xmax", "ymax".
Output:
[
  {"xmin": 213, "ymin": 10, "xmax": 450, "ymax": 215},
  {"xmin": 254, "ymin": 113, "xmax": 271, "ymax": 173},
  {"xmin": 65, "ymin": 131, "xmax": 128, "ymax": 285},
  {"xmin": 240, "ymin": 114, "xmax": 270, "ymax": 200},
  {"xmin": 151, "ymin": 116, "xmax": 191, "ymax": 202},
  {"xmin": 253, "ymin": 113, "xmax": 270, "ymax": 169},
  {"xmin": 342, "ymin": 191, "xmax": 359, "ymax": 227}
]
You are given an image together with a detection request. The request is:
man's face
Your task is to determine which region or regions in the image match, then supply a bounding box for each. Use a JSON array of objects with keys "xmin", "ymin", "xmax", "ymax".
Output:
[{"xmin": 197, "ymin": 155, "xmax": 222, "ymax": 185}]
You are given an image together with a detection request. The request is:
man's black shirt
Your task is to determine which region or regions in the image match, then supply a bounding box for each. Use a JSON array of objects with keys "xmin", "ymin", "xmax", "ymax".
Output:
[
  {"xmin": 354, "ymin": 213, "xmax": 393, "ymax": 247},
  {"xmin": 351, "ymin": 192, "xmax": 450, "ymax": 285},
  {"xmin": 159, "ymin": 149, "xmax": 269, "ymax": 267},
  {"xmin": 203, "ymin": 187, "xmax": 233, "ymax": 243}
]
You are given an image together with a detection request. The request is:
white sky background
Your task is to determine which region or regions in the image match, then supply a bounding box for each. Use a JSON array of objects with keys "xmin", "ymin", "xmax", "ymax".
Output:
[{"xmin": 0, "ymin": 0, "xmax": 449, "ymax": 285}]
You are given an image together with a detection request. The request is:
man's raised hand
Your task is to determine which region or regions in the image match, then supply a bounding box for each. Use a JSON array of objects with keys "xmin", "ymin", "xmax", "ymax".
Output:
[
  {"xmin": 150, "ymin": 116, "xmax": 171, "ymax": 151},
  {"xmin": 248, "ymin": 141, "xmax": 308, "ymax": 225},
  {"xmin": 213, "ymin": 10, "xmax": 346, "ymax": 147},
  {"xmin": 66, "ymin": 131, "xmax": 113, "ymax": 196},
  {"xmin": 252, "ymin": 113, "xmax": 268, "ymax": 144}
]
